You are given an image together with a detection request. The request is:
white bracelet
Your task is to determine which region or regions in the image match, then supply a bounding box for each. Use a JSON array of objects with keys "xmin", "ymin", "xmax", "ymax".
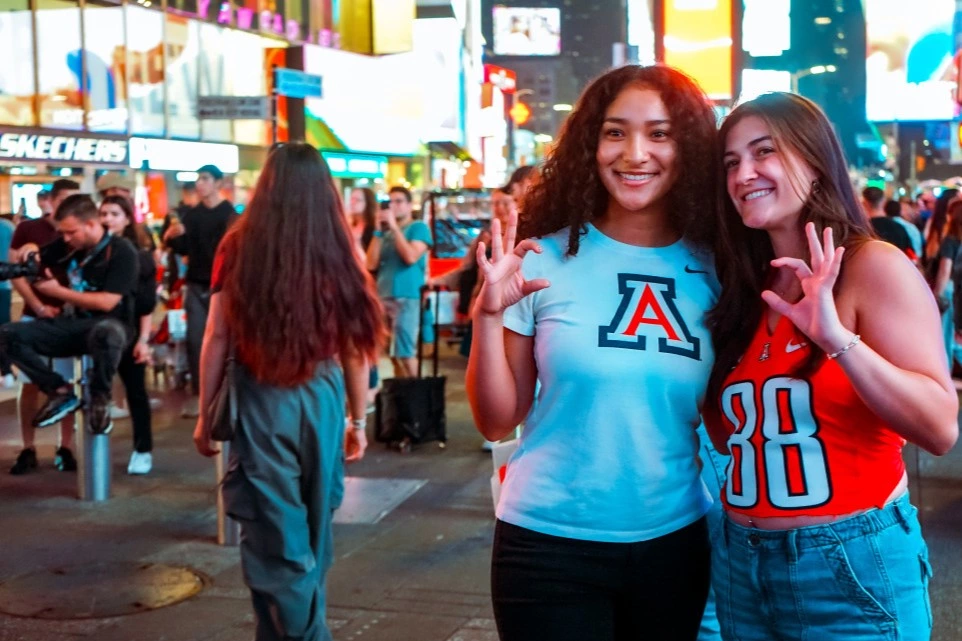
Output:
[
  {"xmin": 349, "ymin": 418, "xmax": 367, "ymax": 431},
  {"xmin": 826, "ymin": 334, "xmax": 861, "ymax": 360}
]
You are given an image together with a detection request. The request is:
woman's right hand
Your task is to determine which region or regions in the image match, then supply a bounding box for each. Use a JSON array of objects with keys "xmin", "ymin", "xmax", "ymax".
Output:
[{"xmin": 475, "ymin": 209, "xmax": 550, "ymax": 316}]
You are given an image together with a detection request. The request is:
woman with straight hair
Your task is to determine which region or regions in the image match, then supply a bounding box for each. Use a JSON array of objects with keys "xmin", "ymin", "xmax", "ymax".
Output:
[
  {"xmin": 99, "ymin": 194, "xmax": 157, "ymax": 475},
  {"xmin": 348, "ymin": 186, "xmax": 378, "ymax": 255},
  {"xmin": 193, "ymin": 142, "xmax": 384, "ymax": 641},
  {"xmin": 467, "ymin": 64, "xmax": 721, "ymax": 641},
  {"xmin": 707, "ymin": 92, "xmax": 957, "ymax": 640}
]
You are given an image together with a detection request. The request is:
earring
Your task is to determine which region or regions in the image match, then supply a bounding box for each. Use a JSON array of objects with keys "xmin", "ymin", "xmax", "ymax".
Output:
[{"xmin": 811, "ymin": 179, "xmax": 821, "ymax": 194}]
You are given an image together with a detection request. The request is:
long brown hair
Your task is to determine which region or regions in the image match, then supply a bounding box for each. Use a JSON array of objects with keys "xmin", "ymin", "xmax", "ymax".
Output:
[
  {"xmin": 352, "ymin": 187, "xmax": 378, "ymax": 250},
  {"xmin": 100, "ymin": 194, "xmax": 153, "ymax": 250},
  {"xmin": 519, "ymin": 64, "xmax": 718, "ymax": 255},
  {"xmin": 220, "ymin": 143, "xmax": 384, "ymax": 386},
  {"xmin": 945, "ymin": 198, "xmax": 962, "ymax": 243},
  {"xmin": 707, "ymin": 92, "xmax": 874, "ymax": 401}
]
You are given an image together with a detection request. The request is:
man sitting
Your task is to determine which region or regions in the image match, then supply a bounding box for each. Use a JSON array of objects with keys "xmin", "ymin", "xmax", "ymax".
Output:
[{"xmin": 0, "ymin": 195, "xmax": 138, "ymax": 433}]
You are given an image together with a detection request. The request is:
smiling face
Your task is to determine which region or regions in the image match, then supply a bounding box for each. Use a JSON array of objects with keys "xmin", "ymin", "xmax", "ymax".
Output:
[
  {"xmin": 349, "ymin": 189, "xmax": 366, "ymax": 216},
  {"xmin": 596, "ymin": 85, "xmax": 678, "ymax": 219},
  {"xmin": 723, "ymin": 115, "xmax": 817, "ymax": 233}
]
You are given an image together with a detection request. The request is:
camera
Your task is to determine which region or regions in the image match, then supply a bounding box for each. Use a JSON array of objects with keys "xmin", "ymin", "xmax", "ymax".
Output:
[{"xmin": 0, "ymin": 252, "xmax": 41, "ymax": 282}]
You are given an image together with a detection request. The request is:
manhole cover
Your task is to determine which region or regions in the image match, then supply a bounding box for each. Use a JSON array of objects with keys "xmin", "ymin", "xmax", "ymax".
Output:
[{"xmin": 0, "ymin": 562, "xmax": 206, "ymax": 619}]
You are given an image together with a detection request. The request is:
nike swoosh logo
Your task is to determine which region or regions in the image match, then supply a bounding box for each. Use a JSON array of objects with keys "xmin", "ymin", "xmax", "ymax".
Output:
[
  {"xmin": 684, "ymin": 265, "xmax": 709, "ymax": 275},
  {"xmin": 786, "ymin": 340, "xmax": 808, "ymax": 353}
]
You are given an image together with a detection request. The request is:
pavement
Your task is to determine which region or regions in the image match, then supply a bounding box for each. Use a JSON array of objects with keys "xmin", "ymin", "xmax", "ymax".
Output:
[{"xmin": 0, "ymin": 347, "xmax": 960, "ymax": 641}]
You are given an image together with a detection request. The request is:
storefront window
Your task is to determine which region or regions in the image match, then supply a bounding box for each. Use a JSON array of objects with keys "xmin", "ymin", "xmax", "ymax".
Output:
[
  {"xmin": 0, "ymin": 0, "xmax": 35, "ymax": 126},
  {"xmin": 36, "ymin": 0, "xmax": 84, "ymax": 130},
  {"xmin": 84, "ymin": 1, "xmax": 128, "ymax": 133},
  {"xmin": 126, "ymin": 4, "xmax": 165, "ymax": 137},
  {"xmin": 198, "ymin": 22, "xmax": 231, "ymax": 142},
  {"xmin": 166, "ymin": 14, "xmax": 200, "ymax": 139}
]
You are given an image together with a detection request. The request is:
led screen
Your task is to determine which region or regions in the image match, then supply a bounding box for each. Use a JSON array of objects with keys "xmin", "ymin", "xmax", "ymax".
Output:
[
  {"xmin": 865, "ymin": 0, "xmax": 956, "ymax": 122},
  {"xmin": 492, "ymin": 7, "xmax": 561, "ymax": 56}
]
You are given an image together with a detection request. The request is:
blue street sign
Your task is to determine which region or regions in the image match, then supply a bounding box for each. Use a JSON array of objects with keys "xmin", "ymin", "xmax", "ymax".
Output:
[{"xmin": 273, "ymin": 68, "xmax": 323, "ymax": 99}]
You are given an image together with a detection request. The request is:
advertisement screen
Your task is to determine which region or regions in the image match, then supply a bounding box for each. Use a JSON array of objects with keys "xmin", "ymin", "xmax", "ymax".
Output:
[
  {"xmin": 865, "ymin": 0, "xmax": 956, "ymax": 122},
  {"xmin": 0, "ymin": 4, "xmax": 35, "ymax": 127},
  {"xmin": 126, "ymin": 6, "xmax": 165, "ymax": 137},
  {"xmin": 493, "ymin": 7, "xmax": 561, "ymax": 56},
  {"xmin": 36, "ymin": 0, "xmax": 84, "ymax": 130},
  {"xmin": 662, "ymin": 0, "xmax": 733, "ymax": 101}
]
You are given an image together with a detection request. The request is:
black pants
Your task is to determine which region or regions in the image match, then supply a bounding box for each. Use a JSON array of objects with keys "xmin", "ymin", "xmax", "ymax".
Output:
[
  {"xmin": 0, "ymin": 316, "xmax": 128, "ymax": 399},
  {"xmin": 492, "ymin": 518, "xmax": 711, "ymax": 641},
  {"xmin": 0, "ymin": 289, "xmax": 11, "ymax": 376},
  {"xmin": 185, "ymin": 282, "xmax": 211, "ymax": 395},
  {"xmin": 117, "ymin": 346, "xmax": 152, "ymax": 452}
]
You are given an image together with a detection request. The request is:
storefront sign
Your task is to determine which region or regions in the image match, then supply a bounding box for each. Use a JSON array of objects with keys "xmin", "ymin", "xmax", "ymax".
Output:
[
  {"xmin": 0, "ymin": 132, "xmax": 128, "ymax": 165},
  {"xmin": 274, "ymin": 68, "xmax": 323, "ymax": 99},
  {"xmin": 198, "ymin": 96, "xmax": 271, "ymax": 120},
  {"xmin": 484, "ymin": 64, "xmax": 517, "ymax": 94},
  {"xmin": 321, "ymin": 152, "xmax": 387, "ymax": 179},
  {"xmin": 128, "ymin": 137, "xmax": 239, "ymax": 173}
]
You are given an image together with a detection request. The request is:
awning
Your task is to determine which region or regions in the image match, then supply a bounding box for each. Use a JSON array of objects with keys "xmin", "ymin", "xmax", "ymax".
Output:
[{"xmin": 427, "ymin": 141, "xmax": 474, "ymax": 162}]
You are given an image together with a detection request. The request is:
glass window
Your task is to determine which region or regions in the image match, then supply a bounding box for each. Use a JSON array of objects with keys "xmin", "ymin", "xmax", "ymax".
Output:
[
  {"xmin": 36, "ymin": 0, "xmax": 84, "ymax": 130},
  {"xmin": 166, "ymin": 14, "xmax": 200, "ymax": 139},
  {"xmin": 84, "ymin": 1, "xmax": 127, "ymax": 133},
  {"xmin": 0, "ymin": 0, "xmax": 36, "ymax": 126},
  {"xmin": 198, "ymin": 22, "xmax": 231, "ymax": 142},
  {"xmin": 126, "ymin": 4, "xmax": 165, "ymax": 136}
]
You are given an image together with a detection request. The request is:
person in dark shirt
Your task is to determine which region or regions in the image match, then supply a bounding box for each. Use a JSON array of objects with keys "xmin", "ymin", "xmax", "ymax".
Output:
[
  {"xmin": 163, "ymin": 164, "xmax": 236, "ymax": 417},
  {"xmin": 8, "ymin": 178, "xmax": 79, "ymax": 475},
  {"xmin": 862, "ymin": 186, "xmax": 913, "ymax": 256},
  {"xmin": 100, "ymin": 195, "xmax": 158, "ymax": 475},
  {"xmin": 0, "ymin": 195, "xmax": 138, "ymax": 434}
]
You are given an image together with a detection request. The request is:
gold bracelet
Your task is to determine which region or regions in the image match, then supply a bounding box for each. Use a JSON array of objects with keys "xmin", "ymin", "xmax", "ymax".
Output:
[{"xmin": 826, "ymin": 334, "xmax": 861, "ymax": 360}]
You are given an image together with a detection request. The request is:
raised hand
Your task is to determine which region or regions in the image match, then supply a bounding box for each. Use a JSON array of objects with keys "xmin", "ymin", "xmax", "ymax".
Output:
[
  {"xmin": 475, "ymin": 208, "xmax": 550, "ymax": 316},
  {"xmin": 761, "ymin": 222, "xmax": 850, "ymax": 352}
]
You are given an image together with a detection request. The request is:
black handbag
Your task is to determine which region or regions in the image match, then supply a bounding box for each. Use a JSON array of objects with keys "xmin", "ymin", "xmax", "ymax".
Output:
[{"xmin": 208, "ymin": 349, "xmax": 238, "ymax": 442}]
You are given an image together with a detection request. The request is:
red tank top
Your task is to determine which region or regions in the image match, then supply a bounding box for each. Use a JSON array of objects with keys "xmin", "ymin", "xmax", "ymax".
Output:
[{"xmin": 704, "ymin": 314, "xmax": 906, "ymax": 518}]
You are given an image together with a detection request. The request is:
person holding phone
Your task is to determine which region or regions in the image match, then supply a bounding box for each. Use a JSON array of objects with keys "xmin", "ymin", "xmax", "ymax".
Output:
[{"xmin": 365, "ymin": 187, "xmax": 433, "ymax": 378}]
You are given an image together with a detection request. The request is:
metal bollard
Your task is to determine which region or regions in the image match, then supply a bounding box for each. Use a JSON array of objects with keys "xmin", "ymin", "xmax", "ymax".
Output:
[
  {"xmin": 76, "ymin": 355, "xmax": 110, "ymax": 501},
  {"xmin": 215, "ymin": 442, "xmax": 240, "ymax": 546}
]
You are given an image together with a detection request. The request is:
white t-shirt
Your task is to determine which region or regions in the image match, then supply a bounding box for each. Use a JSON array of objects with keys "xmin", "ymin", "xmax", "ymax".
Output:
[{"xmin": 500, "ymin": 223, "xmax": 719, "ymax": 543}]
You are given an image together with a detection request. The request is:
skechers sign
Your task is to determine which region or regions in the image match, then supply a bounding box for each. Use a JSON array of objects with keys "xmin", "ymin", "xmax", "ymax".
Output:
[{"xmin": 0, "ymin": 133, "xmax": 128, "ymax": 166}]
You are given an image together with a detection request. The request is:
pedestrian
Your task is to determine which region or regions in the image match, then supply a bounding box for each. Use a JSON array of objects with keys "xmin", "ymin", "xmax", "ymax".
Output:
[
  {"xmin": 192, "ymin": 142, "xmax": 384, "ymax": 641},
  {"xmin": 707, "ymin": 91, "xmax": 958, "ymax": 640},
  {"xmin": 100, "ymin": 195, "xmax": 158, "ymax": 475},
  {"xmin": 466, "ymin": 64, "xmax": 720, "ymax": 641},
  {"xmin": 0, "ymin": 211, "xmax": 15, "ymax": 387},
  {"xmin": 163, "ymin": 165, "xmax": 236, "ymax": 417},
  {"xmin": 348, "ymin": 187, "xmax": 378, "ymax": 257},
  {"xmin": 8, "ymin": 179, "xmax": 80, "ymax": 475},
  {"xmin": 365, "ymin": 186, "xmax": 432, "ymax": 378}
]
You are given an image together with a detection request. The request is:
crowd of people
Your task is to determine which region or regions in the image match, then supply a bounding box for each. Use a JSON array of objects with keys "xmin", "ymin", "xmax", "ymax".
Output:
[{"xmin": 1, "ymin": 62, "xmax": 960, "ymax": 641}]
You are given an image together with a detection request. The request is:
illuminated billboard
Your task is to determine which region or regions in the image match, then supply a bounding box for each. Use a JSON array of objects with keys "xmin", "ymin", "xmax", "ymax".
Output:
[
  {"xmin": 662, "ymin": 0, "xmax": 733, "ymax": 101},
  {"xmin": 493, "ymin": 7, "xmax": 561, "ymax": 57},
  {"xmin": 865, "ymin": 0, "xmax": 956, "ymax": 122}
]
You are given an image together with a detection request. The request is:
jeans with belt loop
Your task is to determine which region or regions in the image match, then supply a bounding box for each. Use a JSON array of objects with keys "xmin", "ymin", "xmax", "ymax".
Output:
[{"xmin": 714, "ymin": 493, "xmax": 933, "ymax": 641}]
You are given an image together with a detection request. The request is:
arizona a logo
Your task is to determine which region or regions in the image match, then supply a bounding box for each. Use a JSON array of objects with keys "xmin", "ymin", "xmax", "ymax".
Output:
[{"xmin": 598, "ymin": 274, "xmax": 700, "ymax": 360}]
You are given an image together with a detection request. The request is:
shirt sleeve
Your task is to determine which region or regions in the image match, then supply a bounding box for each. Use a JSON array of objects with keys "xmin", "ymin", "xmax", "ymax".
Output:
[
  {"xmin": 407, "ymin": 221, "xmax": 433, "ymax": 247},
  {"xmin": 102, "ymin": 240, "xmax": 139, "ymax": 295},
  {"xmin": 134, "ymin": 250, "xmax": 157, "ymax": 317},
  {"xmin": 10, "ymin": 223, "xmax": 27, "ymax": 251},
  {"xmin": 939, "ymin": 238, "xmax": 961, "ymax": 261},
  {"xmin": 502, "ymin": 250, "xmax": 541, "ymax": 337}
]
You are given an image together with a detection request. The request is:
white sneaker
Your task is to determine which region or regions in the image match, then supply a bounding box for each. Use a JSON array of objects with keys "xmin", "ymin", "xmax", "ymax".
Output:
[
  {"xmin": 127, "ymin": 451, "xmax": 153, "ymax": 475},
  {"xmin": 148, "ymin": 397, "xmax": 162, "ymax": 409},
  {"xmin": 109, "ymin": 404, "xmax": 130, "ymax": 420},
  {"xmin": 1, "ymin": 373, "xmax": 16, "ymax": 389},
  {"xmin": 181, "ymin": 397, "xmax": 199, "ymax": 418}
]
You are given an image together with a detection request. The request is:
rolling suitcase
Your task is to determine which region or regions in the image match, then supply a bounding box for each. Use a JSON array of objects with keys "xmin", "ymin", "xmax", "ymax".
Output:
[{"xmin": 374, "ymin": 285, "xmax": 447, "ymax": 452}]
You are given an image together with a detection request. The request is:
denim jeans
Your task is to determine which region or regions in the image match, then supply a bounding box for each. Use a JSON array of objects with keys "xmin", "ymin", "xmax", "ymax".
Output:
[
  {"xmin": 697, "ymin": 424, "xmax": 729, "ymax": 641},
  {"xmin": 714, "ymin": 493, "xmax": 933, "ymax": 641}
]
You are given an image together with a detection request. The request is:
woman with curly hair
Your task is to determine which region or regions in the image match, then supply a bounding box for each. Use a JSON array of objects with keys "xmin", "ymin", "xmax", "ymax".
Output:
[{"xmin": 466, "ymin": 65, "xmax": 720, "ymax": 640}]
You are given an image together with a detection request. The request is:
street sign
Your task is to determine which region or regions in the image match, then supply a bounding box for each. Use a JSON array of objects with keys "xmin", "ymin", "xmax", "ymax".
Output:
[
  {"xmin": 273, "ymin": 68, "xmax": 323, "ymax": 99},
  {"xmin": 197, "ymin": 96, "xmax": 271, "ymax": 120}
]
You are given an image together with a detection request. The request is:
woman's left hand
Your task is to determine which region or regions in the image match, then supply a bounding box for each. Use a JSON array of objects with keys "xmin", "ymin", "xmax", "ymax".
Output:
[
  {"xmin": 133, "ymin": 341, "xmax": 152, "ymax": 365},
  {"xmin": 193, "ymin": 417, "xmax": 220, "ymax": 457},
  {"xmin": 344, "ymin": 426, "xmax": 368, "ymax": 463},
  {"xmin": 762, "ymin": 222, "xmax": 852, "ymax": 352}
]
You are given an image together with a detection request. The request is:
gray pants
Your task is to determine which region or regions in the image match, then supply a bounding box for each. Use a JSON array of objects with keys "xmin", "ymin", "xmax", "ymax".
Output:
[
  {"xmin": 185, "ymin": 283, "xmax": 211, "ymax": 395},
  {"xmin": 220, "ymin": 360, "xmax": 346, "ymax": 641}
]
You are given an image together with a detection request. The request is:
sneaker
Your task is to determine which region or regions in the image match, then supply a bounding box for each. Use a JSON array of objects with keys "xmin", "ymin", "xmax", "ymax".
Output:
[
  {"xmin": 181, "ymin": 397, "xmax": 199, "ymax": 419},
  {"xmin": 88, "ymin": 397, "xmax": 113, "ymax": 435},
  {"xmin": 9, "ymin": 448, "xmax": 38, "ymax": 475},
  {"xmin": 148, "ymin": 397, "xmax": 162, "ymax": 410},
  {"xmin": 33, "ymin": 392, "xmax": 82, "ymax": 428},
  {"xmin": 54, "ymin": 447, "xmax": 77, "ymax": 472},
  {"xmin": 109, "ymin": 404, "xmax": 130, "ymax": 420},
  {"xmin": 1, "ymin": 373, "xmax": 16, "ymax": 389},
  {"xmin": 127, "ymin": 451, "xmax": 152, "ymax": 475}
]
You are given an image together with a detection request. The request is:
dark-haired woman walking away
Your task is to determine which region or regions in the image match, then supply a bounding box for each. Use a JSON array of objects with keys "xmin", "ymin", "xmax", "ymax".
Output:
[{"xmin": 193, "ymin": 143, "xmax": 384, "ymax": 641}]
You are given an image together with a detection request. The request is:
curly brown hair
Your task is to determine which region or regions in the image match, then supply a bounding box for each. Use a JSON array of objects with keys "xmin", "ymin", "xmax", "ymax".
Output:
[{"xmin": 519, "ymin": 64, "xmax": 719, "ymax": 256}]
